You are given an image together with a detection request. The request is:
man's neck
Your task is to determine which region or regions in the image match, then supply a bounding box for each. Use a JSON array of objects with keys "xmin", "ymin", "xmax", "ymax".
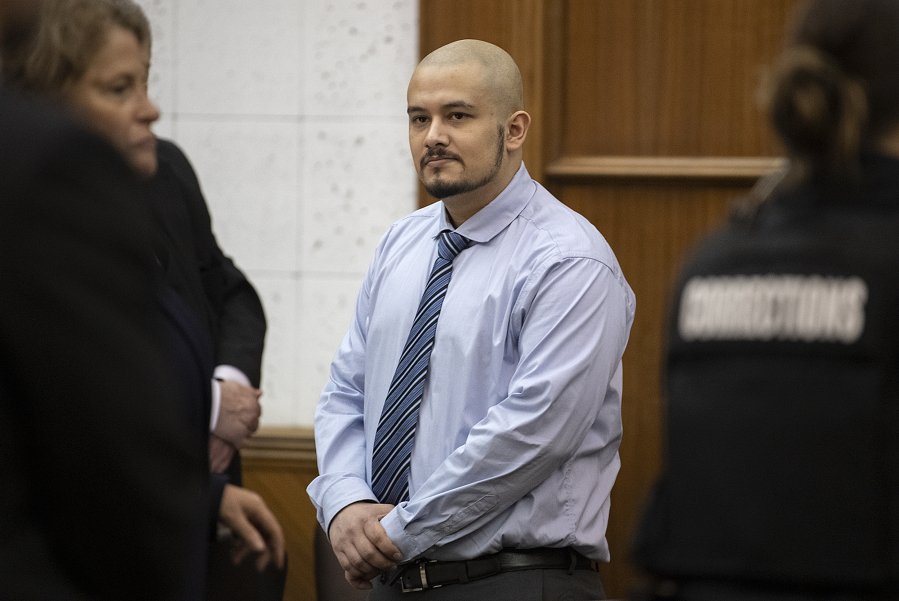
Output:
[{"xmin": 444, "ymin": 160, "xmax": 520, "ymax": 226}]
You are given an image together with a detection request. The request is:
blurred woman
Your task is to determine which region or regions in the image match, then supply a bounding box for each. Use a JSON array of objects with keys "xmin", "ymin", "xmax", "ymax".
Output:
[
  {"xmin": 0, "ymin": 0, "xmax": 284, "ymax": 588},
  {"xmin": 2, "ymin": 0, "xmax": 158, "ymax": 173},
  {"xmin": 632, "ymin": 0, "xmax": 899, "ymax": 599}
]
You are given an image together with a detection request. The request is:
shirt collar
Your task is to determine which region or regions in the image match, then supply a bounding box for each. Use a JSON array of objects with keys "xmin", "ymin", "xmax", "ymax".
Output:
[{"xmin": 435, "ymin": 162, "xmax": 534, "ymax": 244}]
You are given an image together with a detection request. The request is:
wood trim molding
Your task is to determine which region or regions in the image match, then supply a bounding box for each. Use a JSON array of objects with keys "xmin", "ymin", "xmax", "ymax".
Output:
[
  {"xmin": 546, "ymin": 155, "xmax": 786, "ymax": 181},
  {"xmin": 540, "ymin": 0, "xmax": 567, "ymax": 177},
  {"xmin": 242, "ymin": 426, "xmax": 317, "ymax": 467}
]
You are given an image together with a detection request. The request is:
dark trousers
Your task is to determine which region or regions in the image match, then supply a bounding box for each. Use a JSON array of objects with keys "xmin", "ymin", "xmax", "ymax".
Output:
[{"xmin": 368, "ymin": 567, "xmax": 605, "ymax": 601}]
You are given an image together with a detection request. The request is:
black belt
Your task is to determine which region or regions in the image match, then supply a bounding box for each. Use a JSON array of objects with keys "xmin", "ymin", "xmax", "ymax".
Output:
[{"xmin": 387, "ymin": 547, "xmax": 597, "ymax": 593}]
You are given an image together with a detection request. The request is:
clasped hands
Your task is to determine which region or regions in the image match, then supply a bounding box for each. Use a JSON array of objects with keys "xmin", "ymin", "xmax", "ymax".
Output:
[
  {"xmin": 329, "ymin": 501, "xmax": 403, "ymax": 589},
  {"xmin": 210, "ymin": 380, "xmax": 262, "ymax": 472}
]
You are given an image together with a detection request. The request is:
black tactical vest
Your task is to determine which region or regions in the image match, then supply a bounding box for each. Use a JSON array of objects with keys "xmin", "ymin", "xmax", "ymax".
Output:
[{"xmin": 634, "ymin": 155, "xmax": 899, "ymax": 597}]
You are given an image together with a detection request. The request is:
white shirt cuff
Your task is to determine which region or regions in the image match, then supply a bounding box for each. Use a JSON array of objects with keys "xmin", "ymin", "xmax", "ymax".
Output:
[
  {"xmin": 209, "ymin": 365, "xmax": 252, "ymax": 431},
  {"xmin": 214, "ymin": 364, "xmax": 251, "ymax": 387},
  {"xmin": 210, "ymin": 379, "xmax": 221, "ymax": 432}
]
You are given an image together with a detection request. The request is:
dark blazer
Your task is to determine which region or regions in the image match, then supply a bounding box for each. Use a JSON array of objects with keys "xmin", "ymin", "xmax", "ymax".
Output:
[
  {"xmin": 0, "ymin": 90, "xmax": 207, "ymax": 599},
  {"xmin": 148, "ymin": 139, "xmax": 267, "ymax": 534},
  {"xmin": 156, "ymin": 281, "xmax": 221, "ymax": 541},
  {"xmin": 150, "ymin": 139, "xmax": 266, "ymax": 387}
]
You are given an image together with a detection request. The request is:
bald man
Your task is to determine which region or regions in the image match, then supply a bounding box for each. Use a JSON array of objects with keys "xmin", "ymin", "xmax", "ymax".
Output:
[{"xmin": 308, "ymin": 40, "xmax": 635, "ymax": 600}]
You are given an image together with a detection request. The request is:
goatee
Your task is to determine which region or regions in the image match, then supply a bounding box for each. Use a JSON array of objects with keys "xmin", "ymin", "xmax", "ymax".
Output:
[{"xmin": 423, "ymin": 124, "xmax": 505, "ymax": 199}]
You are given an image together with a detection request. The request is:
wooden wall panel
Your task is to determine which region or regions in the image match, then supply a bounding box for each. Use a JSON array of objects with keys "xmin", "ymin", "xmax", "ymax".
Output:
[
  {"xmin": 563, "ymin": 0, "xmax": 795, "ymax": 157},
  {"xmin": 559, "ymin": 181, "xmax": 750, "ymax": 595},
  {"xmin": 241, "ymin": 428, "xmax": 319, "ymax": 601}
]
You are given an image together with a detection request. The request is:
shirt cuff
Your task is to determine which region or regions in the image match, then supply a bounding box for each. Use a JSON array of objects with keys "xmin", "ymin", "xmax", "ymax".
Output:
[
  {"xmin": 379, "ymin": 508, "xmax": 419, "ymax": 560},
  {"xmin": 209, "ymin": 379, "xmax": 221, "ymax": 432},
  {"xmin": 319, "ymin": 479, "xmax": 378, "ymax": 538},
  {"xmin": 214, "ymin": 364, "xmax": 251, "ymax": 387},
  {"xmin": 209, "ymin": 365, "xmax": 252, "ymax": 431}
]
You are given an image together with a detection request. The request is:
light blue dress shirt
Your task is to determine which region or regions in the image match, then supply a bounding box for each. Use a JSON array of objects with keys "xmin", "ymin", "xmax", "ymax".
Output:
[{"xmin": 308, "ymin": 163, "xmax": 636, "ymax": 562}]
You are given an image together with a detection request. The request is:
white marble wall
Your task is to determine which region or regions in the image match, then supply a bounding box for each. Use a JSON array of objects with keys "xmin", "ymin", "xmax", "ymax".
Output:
[{"xmin": 135, "ymin": 0, "xmax": 420, "ymax": 426}]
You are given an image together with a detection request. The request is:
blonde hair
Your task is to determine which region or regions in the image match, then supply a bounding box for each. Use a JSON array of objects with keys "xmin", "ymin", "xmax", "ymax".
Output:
[{"xmin": 1, "ymin": 0, "xmax": 150, "ymax": 97}]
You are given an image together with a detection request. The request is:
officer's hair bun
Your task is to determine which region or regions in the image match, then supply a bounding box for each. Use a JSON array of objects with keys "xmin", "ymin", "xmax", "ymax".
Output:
[{"xmin": 764, "ymin": 45, "xmax": 867, "ymax": 183}]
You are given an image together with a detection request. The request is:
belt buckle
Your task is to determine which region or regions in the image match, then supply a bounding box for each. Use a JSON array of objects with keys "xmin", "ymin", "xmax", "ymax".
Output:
[{"xmin": 400, "ymin": 559, "xmax": 439, "ymax": 593}]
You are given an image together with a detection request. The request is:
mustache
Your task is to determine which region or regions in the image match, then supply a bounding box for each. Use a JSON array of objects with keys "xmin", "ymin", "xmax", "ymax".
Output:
[{"xmin": 420, "ymin": 149, "xmax": 462, "ymax": 169}]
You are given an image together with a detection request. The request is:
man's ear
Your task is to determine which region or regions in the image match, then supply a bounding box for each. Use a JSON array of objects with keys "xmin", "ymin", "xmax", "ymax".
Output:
[{"xmin": 505, "ymin": 110, "xmax": 531, "ymax": 151}]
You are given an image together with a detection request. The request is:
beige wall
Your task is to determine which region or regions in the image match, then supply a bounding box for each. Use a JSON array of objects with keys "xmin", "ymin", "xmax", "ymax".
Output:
[{"xmin": 136, "ymin": 0, "xmax": 420, "ymax": 427}]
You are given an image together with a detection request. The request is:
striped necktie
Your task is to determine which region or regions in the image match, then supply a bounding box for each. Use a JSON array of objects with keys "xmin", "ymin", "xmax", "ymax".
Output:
[{"xmin": 371, "ymin": 229, "xmax": 471, "ymax": 505}]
